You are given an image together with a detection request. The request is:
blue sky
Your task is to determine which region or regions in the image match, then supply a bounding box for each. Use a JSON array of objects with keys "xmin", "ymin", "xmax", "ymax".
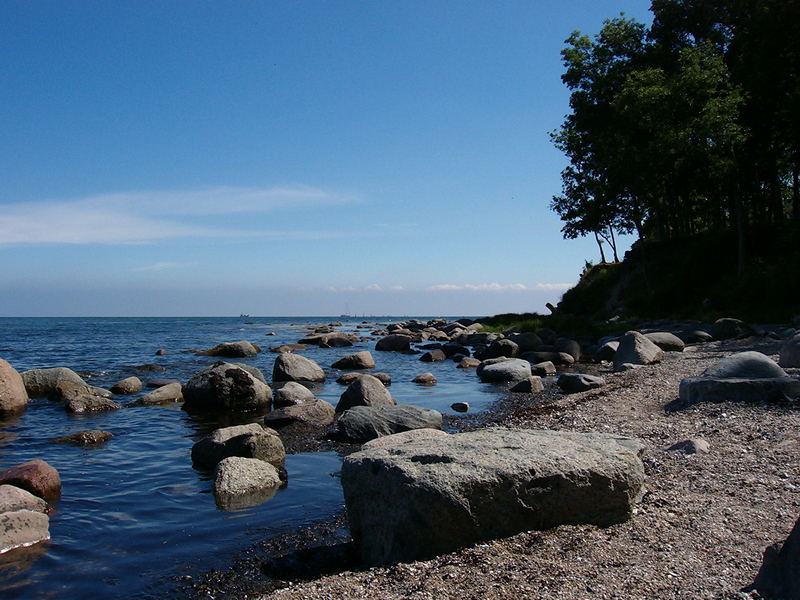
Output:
[{"xmin": 0, "ymin": 1, "xmax": 653, "ymax": 316}]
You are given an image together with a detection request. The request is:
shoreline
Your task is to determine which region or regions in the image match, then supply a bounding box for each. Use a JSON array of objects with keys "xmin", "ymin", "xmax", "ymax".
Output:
[{"xmin": 173, "ymin": 334, "xmax": 799, "ymax": 599}]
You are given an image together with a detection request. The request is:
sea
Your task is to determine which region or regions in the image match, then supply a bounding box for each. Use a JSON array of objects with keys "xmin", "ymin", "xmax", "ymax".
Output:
[{"xmin": 0, "ymin": 316, "xmax": 503, "ymax": 599}]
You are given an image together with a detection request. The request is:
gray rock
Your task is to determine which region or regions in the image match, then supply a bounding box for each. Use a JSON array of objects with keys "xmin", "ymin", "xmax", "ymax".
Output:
[
  {"xmin": 457, "ymin": 357, "xmax": 481, "ymax": 369},
  {"xmin": 712, "ymin": 318, "xmax": 753, "ymax": 340},
  {"xmin": 333, "ymin": 405, "xmax": 443, "ymax": 443},
  {"xmin": 0, "ymin": 485, "xmax": 48, "ymax": 514},
  {"xmin": 21, "ymin": 367, "xmax": 84, "ymax": 398},
  {"xmin": 531, "ymin": 361, "xmax": 557, "ymax": 376},
  {"xmin": 613, "ymin": 331, "xmax": 664, "ymax": 372},
  {"xmin": 595, "ymin": 340, "xmax": 619, "ymax": 362},
  {"xmin": 375, "ymin": 334, "xmax": 412, "ymax": 352},
  {"xmin": 59, "ymin": 382, "xmax": 122, "ymax": 413},
  {"xmin": 679, "ymin": 330, "xmax": 714, "ymax": 344},
  {"xmin": 555, "ymin": 338, "xmax": 581, "ymax": 362},
  {"xmin": 198, "ymin": 340, "xmax": 260, "ymax": 358},
  {"xmin": 0, "ymin": 510, "xmax": 50, "ymax": 553},
  {"xmin": 146, "ymin": 378, "xmax": 180, "ymax": 388},
  {"xmin": 666, "ymin": 439, "xmax": 710, "ymax": 454},
  {"xmin": 750, "ymin": 515, "xmax": 800, "ymax": 599},
  {"xmin": 131, "ymin": 382, "xmax": 183, "ymax": 406},
  {"xmin": 478, "ymin": 358, "xmax": 532, "ymax": 383},
  {"xmin": 52, "ymin": 430, "xmax": 113, "ymax": 445},
  {"xmin": 519, "ymin": 351, "xmax": 575, "ymax": 366},
  {"xmin": 484, "ymin": 339, "xmax": 519, "ymax": 360},
  {"xmin": 214, "ymin": 456, "xmax": 281, "ymax": 511},
  {"xmin": 342, "ymin": 427, "xmax": 645, "ymax": 565},
  {"xmin": 0, "ymin": 359, "xmax": 28, "ymax": 416},
  {"xmin": 298, "ymin": 332, "xmax": 355, "ymax": 348},
  {"xmin": 263, "ymin": 398, "xmax": 336, "ymax": 428},
  {"xmin": 507, "ymin": 332, "xmax": 543, "ymax": 353},
  {"xmin": 191, "ymin": 423, "xmax": 285, "ymax": 470},
  {"xmin": 184, "ymin": 363, "xmax": 271, "ymax": 412},
  {"xmin": 110, "ymin": 376, "xmax": 142, "ymax": 395},
  {"xmin": 230, "ymin": 363, "xmax": 267, "ymax": 383},
  {"xmin": 780, "ymin": 334, "xmax": 800, "ymax": 368},
  {"xmin": 704, "ymin": 351, "xmax": 788, "ymax": 379},
  {"xmin": 372, "ymin": 372, "xmax": 392, "ymax": 386},
  {"xmin": 336, "ymin": 374, "xmax": 396, "ymax": 413},
  {"xmin": 420, "ymin": 350, "xmax": 446, "ymax": 363},
  {"xmin": 557, "ymin": 373, "xmax": 605, "ymax": 394},
  {"xmin": 272, "ymin": 353, "xmax": 325, "ymax": 383},
  {"xmin": 679, "ymin": 377, "xmax": 800, "ymax": 405},
  {"xmin": 412, "ymin": 373, "xmax": 437, "ymax": 385},
  {"xmin": 645, "ymin": 332, "xmax": 685, "ymax": 352},
  {"xmin": 272, "ymin": 381, "xmax": 315, "ymax": 408},
  {"xmin": 332, "ymin": 351, "xmax": 375, "ymax": 370},
  {"xmin": 510, "ymin": 376, "xmax": 544, "ymax": 393}
]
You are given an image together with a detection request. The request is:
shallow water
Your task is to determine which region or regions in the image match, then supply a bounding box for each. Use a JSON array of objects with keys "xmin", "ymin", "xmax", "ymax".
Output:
[{"xmin": 0, "ymin": 317, "xmax": 501, "ymax": 598}]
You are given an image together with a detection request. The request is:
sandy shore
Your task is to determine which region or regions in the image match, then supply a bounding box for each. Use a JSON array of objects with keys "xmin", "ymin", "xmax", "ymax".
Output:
[{"xmin": 182, "ymin": 336, "xmax": 799, "ymax": 599}]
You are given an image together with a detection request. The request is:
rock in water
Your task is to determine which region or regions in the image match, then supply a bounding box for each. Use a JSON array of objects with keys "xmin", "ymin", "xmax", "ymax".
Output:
[
  {"xmin": 477, "ymin": 359, "xmax": 532, "ymax": 383},
  {"xmin": 214, "ymin": 456, "xmax": 282, "ymax": 511},
  {"xmin": 412, "ymin": 373, "xmax": 437, "ymax": 385},
  {"xmin": 0, "ymin": 510, "xmax": 50, "ymax": 553},
  {"xmin": 0, "ymin": 459, "xmax": 61, "ymax": 501},
  {"xmin": 336, "ymin": 374, "xmax": 396, "ymax": 413},
  {"xmin": 197, "ymin": 341, "xmax": 260, "ymax": 358},
  {"xmin": 131, "ymin": 382, "xmax": 183, "ymax": 406},
  {"xmin": 110, "ymin": 376, "xmax": 143, "ymax": 395},
  {"xmin": 191, "ymin": 423, "xmax": 285, "ymax": 470},
  {"xmin": 342, "ymin": 427, "xmax": 644, "ymax": 565},
  {"xmin": 272, "ymin": 354, "xmax": 325, "ymax": 383},
  {"xmin": 375, "ymin": 334, "xmax": 412, "ymax": 352},
  {"xmin": 263, "ymin": 399, "xmax": 336, "ymax": 428},
  {"xmin": 0, "ymin": 485, "xmax": 48, "ymax": 514},
  {"xmin": 52, "ymin": 430, "xmax": 113, "ymax": 445},
  {"xmin": 0, "ymin": 359, "xmax": 28, "ymax": 416},
  {"xmin": 272, "ymin": 381, "xmax": 315, "ymax": 407},
  {"xmin": 613, "ymin": 331, "xmax": 664, "ymax": 372},
  {"xmin": 183, "ymin": 362, "xmax": 271, "ymax": 412},
  {"xmin": 331, "ymin": 351, "xmax": 375, "ymax": 370},
  {"xmin": 21, "ymin": 367, "xmax": 84, "ymax": 398},
  {"xmin": 332, "ymin": 405, "xmax": 443, "ymax": 443}
]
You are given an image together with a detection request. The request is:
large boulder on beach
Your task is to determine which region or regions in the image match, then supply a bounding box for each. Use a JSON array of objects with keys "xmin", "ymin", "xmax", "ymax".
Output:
[
  {"xmin": 558, "ymin": 373, "xmax": 606, "ymax": 394},
  {"xmin": 645, "ymin": 332, "xmax": 685, "ymax": 352},
  {"xmin": 341, "ymin": 427, "xmax": 645, "ymax": 565},
  {"xmin": 613, "ymin": 331, "xmax": 664, "ymax": 372},
  {"xmin": 336, "ymin": 374, "xmax": 396, "ymax": 413},
  {"xmin": 679, "ymin": 351, "xmax": 800, "ymax": 405},
  {"xmin": 272, "ymin": 381, "xmax": 315, "ymax": 407},
  {"xmin": 0, "ymin": 510, "xmax": 50, "ymax": 553},
  {"xmin": 595, "ymin": 340, "xmax": 619, "ymax": 362},
  {"xmin": 555, "ymin": 338, "xmax": 582, "ymax": 362},
  {"xmin": 110, "ymin": 376, "xmax": 142, "ymax": 395},
  {"xmin": 184, "ymin": 363, "xmax": 271, "ymax": 412},
  {"xmin": 272, "ymin": 354, "xmax": 325, "ymax": 383},
  {"xmin": 750, "ymin": 515, "xmax": 800, "ymax": 599},
  {"xmin": 332, "ymin": 351, "xmax": 375, "ymax": 370},
  {"xmin": 214, "ymin": 456, "xmax": 282, "ymax": 511},
  {"xmin": 191, "ymin": 423, "xmax": 285, "ymax": 470},
  {"xmin": 0, "ymin": 359, "xmax": 28, "ymax": 416},
  {"xmin": 375, "ymin": 334, "xmax": 412, "ymax": 352},
  {"xmin": 779, "ymin": 334, "xmax": 800, "ymax": 368},
  {"xmin": 263, "ymin": 398, "xmax": 336, "ymax": 429},
  {"xmin": 510, "ymin": 376, "xmax": 544, "ymax": 393},
  {"xmin": 197, "ymin": 341, "xmax": 260, "ymax": 358},
  {"xmin": 21, "ymin": 367, "xmax": 84, "ymax": 398},
  {"xmin": 531, "ymin": 361, "xmax": 557, "ymax": 376},
  {"xmin": 520, "ymin": 351, "xmax": 575, "ymax": 366},
  {"xmin": 0, "ymin": 459, "xmax": 61, "ymax": 501},
  {"xmin": 477, "ymin": 358, "xmax": 532, "ymax": 383},
  {"xmin": 131, "ymin": 382, "xmax": 183, "ymax": 406},
  {"xmin": 711, "ymin": 318, "xmax": 753, "ymax": 340},
  {"xmin": 332, "ymin": 405, "xmax": 443, "ymax": 444}
]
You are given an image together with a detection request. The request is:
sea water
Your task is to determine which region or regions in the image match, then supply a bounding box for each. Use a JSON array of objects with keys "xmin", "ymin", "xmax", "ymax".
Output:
[{"xmin": 0, "ymin": 317, "xmax": 501, "ymax": 598}]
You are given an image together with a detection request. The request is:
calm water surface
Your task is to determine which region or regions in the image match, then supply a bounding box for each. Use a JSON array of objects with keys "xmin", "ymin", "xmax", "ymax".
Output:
[{"xmin": 0, "ymin": 317, "xmax": 502, "ymax": 598}]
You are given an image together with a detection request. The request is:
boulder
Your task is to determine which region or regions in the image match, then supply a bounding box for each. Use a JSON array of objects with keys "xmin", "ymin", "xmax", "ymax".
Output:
[
  {"xmin": 52, "ymin": 430, "xmax": 113, "ymax": 445},
  {"xmin": 110, "ymin": 376, "xmax": 142, "ymax": 395},
  {"xmin": 457, "ymin": 357, "xmax": 481, "ymax": 369},
  {"xmin": 644, "ymin": 332, "xmax": 685, "ymax": 352},
  {"xmin": 441, "ymin": 343, "xmax": 470, "ymax": 358},
  {"xmin": 510, "ymin": 376, "xmax": 544, "ymax": 393},
  {"xmin": 0, "ymin": 510, "xmax": 50, "ymax": 553},
  {"xmin": 507, "ymin": 332, "xmax": 543, "ymax": 353},
  {"xmin": 332, "ymin": 351, "xmax": 375, "ymax": 370},
  {"xmin": 146, "ymin": 378, "xmax": 180, "ymax": 388},
  {"xmin": 555, "ymin": 338, "xmax": 582, "ymax": 362},
  {"xmin": 750, "ymin": 515, "xmax": 800, "ymax": 599},
  {"xmin": 704, "ymin": 351, "xmax": 787, "ymax": 379},
  {"xmin": 531, "ymin": 361, "xmax": 557, "ymax": 377},
  {"xmin": 336, "ymin": 375, "xmax": 396, "ymax": 413},
  {"xmin": 780, "ymin": 334, "xmax": 800, "ymax": 368},
  {"xmin": 214, "ymin": 456, "xmax": 282, "ymax": 511},
  {"xmin": 269, "ymin": 344, "xmax": 308, "ymax": 353},
  {"xmin": 272, "ymin": 381, "xmax": 315, "ymax": 407},
  {"xmin": 54, "ymin": 382, "xmax": 122, "ymax": 413},
  {"xmin": 679, "ymin": 330, "xmax": 714, "ymax": 344},
  {"xmin": 0, "ymin": 459, "xmax": 61, "ymax": 501},
  {"xmin": 375, "ymin": 334, "xmax": 412, "ymax": 352},
  {"xmin": 342, "ymin": 427, "xmax": 645, "ymax": 565},
  {"xmin": 230, "ymin": 363, "xmax": 267, "ymax": 383},
  {"xmin": 272, "ymin": 354, "xmax": 325, "ymax": 383},
  {"xmin": 478, "ymin": 359, "xmax": 532, "ymax": 383},
  {"xmin": 712, "ymin": 318, "xmax": 753, "ymax": 340},
  {"xmin": 0, "ymin": 359, "xmax": 28, "ymax": 416},
  {"xmin": 613, "ymin": 331, "xmax": 664, "ymax": 372},
  {"xmin": 372, "ymin": 372, "xmax": 392, "ymax": 386},
  {"xmin": 299, "ymin": 332, "xmax": 355, "ymax": 348},
  {"xmin": 412, "ymin": 373, "xmax": 437, "ymax": 385},
  {"xmin": 666, "ymin": 438, "xmax": 710, "ymax": 454},
  {"xmin": 420, "ymin": 350, "xmax": 446, "ymax": 363},
  {"xmin": 130, "ymin": 382, "xmax": 183, "ymax": 406},
  {"xmin": 332, "ymin": 405, "xmax": 443, "ymax": 444},
  {"xmin": 451, "ymin": 402, "xmax": 470, "ymax": 412},
  {"xmin": 484, "ymin": 339, "xmax": 519, "ymax": 360},
  {"xmin": 197, "ymin": 341, "xmax": 260, "ymax": 358},
  {"xmin": 155, "ymin": 349, "xmax": 167, "ymax": 355},
  {"xmin": 557, "ymin": 373, "xmax": 606, "ymax": 394},
  {"xmin": 520, "ymin": 351, "xmax": 575, "ymax": 366},
  {"xmin": 595, "ymin": 341, "xmax": 619, "ymax": 362},
  {"xmin": 135, "ymin": 363, "xmax": 166, "ymax": 373},
  {"xmin": 184, "ymin": 363, "xmax": 271, "ymax": 412},
  {"xmin": 21, "ymin": 367, "xmax": 84, "ymax": 398},
  {"xmin": 191, "ymin": 423, "xmax": 285, "ymax": 470},
  {"xmin": 0, "ymin": 484, "xmax": 48, "ymax": 514},
  {"xmin": 263, "ymin": 399, "xmax": 336, "ymax": 428}
]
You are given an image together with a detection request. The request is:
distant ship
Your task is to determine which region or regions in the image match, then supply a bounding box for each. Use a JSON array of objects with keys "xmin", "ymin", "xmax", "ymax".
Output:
[{"xmin": 240, "ymin": 313, "xmax": 250, "ymax": 318}]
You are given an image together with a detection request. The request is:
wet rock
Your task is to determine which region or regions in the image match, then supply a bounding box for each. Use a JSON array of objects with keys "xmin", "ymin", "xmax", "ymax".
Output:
[
  {"xmin": 21, "ymin": 367, "xmax": 84, "ymax": 398},
  {"xmin": 510, "ymin": 376, "xmax": 544, "ymax": 393},
  {"xmin": 441, "ymin": 343, "xmax": 470, "ymax": 358},
  {"xmin": 298, "ymin": 332, "xmax": 355, "ymax": 348},
  {"xmin": 0, "ymin": 485, "xmax": 48, "ymax": 514},
  {"xmin": 146, "ymin": 378, "xmax": 180, "ymax": 388},
  {"xmin": 342, "ymin": 427, "xmax": 645, "ymax": 565},
  {"xmin": 375, "ymin": 334, "xmax": 412, "ymax": 352},
  {"xmin": 191, "ymin": 423, "xmax": 285, "ymax": 470},
  {"xmin": 477, "ymin": 358, "xmax": 532, "ymax": 383},
  {"xmin": 197, "ymin": 341, "xmax": 260, "ymax": 358},
  {"xmin": 0, "ymin": 459, "xmax": 61, "ymax": 501},
  {"xmin": 557, "ymin": 373, "xmax": 606, "ymax": 394},
  {"xmin": 457, "ymin": 357, "xmax": 481, "ymax": 369},
  {"xmin": 331, "ymin": 351, "xmax": 375, "ymax": 370},
  {"xmin": 0, "ymin": 510, "xmax": 50, "ymax": 553},
  {"xmin": 336, "ymin": 375, "xmax": 396, "ymax": 413},
  {"xmin": 130, "ymin": 382, "xmax": 183, "ymax": 406},
  {"xmin": 155, "ymin": 349, "xmax": 167, "ymax": 355},
  {"xmin": 214, "ymin": 456, "xmax": 281, "ymax": 511},
  {"xmin": 134, "ymin": 364, "xmax": 167, "ymax": 373},
  {"xmin": 184, "ymin": 363, "xmax": 271, "ymax": 412},
  {"xmin": 263, "ymin": 398, "xmax": 336, "ymax": 428},
  {"xmin": 55, "ymin": 382, "xmax": 122, "ymax": 413},
  {"xmin": 451, "ymin": 402, "xmax": 470, "ymax": 412},
  {"xmin": 645, "ymin": 332, "xmax": 685, "ymax": 352},
  {"xmin": 0, "ymin": 359, "xmax": 28, "ymax": 416},
  {"xmin": 52, "ymin": 430, "xmax": 113, "ymax": 445},
  {"xmin": 420, "ymin": 350, "xmax": 446, "ymax": 363},
  {"xmin": 272, "ymin": 381, "xmax": 315, "ymax": 408},
  {"xmin": 412, "ymin": 373, "xmax": 437, "ymax": 385},
  {"xmin": 332, "ymin": 405, "xmax": 443, "ymax": 444},
  {"xmin": 372, "ymin": 372, "xmax": 392, "ymax": 386},
  {"xmin": 269, "ymin": 344, "xmax": 308, "ymax": 353},
  {"xmin": 272, "ymin": 354, "xmax": 325, "ymax": 383},
  {"xmin": 613, "ymin": 331, "xmax": 664, "ymax": 372},
  {"xmin": 531, "ymin": 361, "xmax": 557, "ymax": 376},
  {"xmin": 110, "ymin": 376, "xmax": 142, "ymax": 395}
]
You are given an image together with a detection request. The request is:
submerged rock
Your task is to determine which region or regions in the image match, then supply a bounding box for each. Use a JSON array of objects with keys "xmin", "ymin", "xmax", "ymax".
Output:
[
  {"xmin": 131, "ymin": 382, "xmax": 183, "ymax": 406},
  {"xmin": 412, "ymin": 373, "xmax": 437, "ymax": 385},
  {"xmin": 52, "ymin": 430, "xmax": 113, "ymax": 445}
]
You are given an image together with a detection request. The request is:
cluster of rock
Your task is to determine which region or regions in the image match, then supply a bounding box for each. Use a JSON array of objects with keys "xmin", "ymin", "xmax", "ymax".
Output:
[{"xmin": 0, "ymin": 460, "xmax": 61, "ymax": 553}]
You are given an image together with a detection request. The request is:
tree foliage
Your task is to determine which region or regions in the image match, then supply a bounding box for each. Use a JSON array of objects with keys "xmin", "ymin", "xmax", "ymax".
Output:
[{"xmin": 551, "ymin": 0, "xmax": 800, "ymax": 270}]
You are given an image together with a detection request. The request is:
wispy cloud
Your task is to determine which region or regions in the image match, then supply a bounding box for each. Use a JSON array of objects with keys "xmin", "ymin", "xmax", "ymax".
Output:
[
  {"xmin": 427, "ymin": 282, "xmax": 529, "ymax": 292},
  {"xmin": 534, "ymin": 283, "xmax": 573, "ymax": 291},
  {"xmin": 0, "ymin": 185, "xmax": 357, "ymax": 246}
]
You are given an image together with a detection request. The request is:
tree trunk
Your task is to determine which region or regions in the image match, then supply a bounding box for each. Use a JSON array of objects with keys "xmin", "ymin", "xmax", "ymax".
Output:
[
  {"xmin": 594, "ymin": 231, "xmax": 607, "ymax": 263},
  {"xmin": 609, "ymin": 227, "xmax": 619, "ymax": 262}
]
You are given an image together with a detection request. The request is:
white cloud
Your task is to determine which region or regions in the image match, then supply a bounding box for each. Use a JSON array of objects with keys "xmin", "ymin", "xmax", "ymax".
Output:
[
  {"xmin": 0, "ymin": 185, "xmax": 358, "ymax": 246},
  {"xmin": 428, "ymin": 284, "xmax": 462, "ymax": 291},
  {"xmin": 427, "ymin": 283, "xmax": 529, "ymax": 292},
  {"xmin": 365, "ymin": 284, "xmax": 382, "ymax": 291},
  {"xmin": 534, "ymin": 283, "xmax": 573, "ymax": 291}
]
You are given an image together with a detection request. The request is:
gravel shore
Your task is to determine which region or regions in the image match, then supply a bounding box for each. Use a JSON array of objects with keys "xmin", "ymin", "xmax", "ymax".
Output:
[{"xmin": 183, "ymin": 336, "xmax": 800, "ymax": 599}]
